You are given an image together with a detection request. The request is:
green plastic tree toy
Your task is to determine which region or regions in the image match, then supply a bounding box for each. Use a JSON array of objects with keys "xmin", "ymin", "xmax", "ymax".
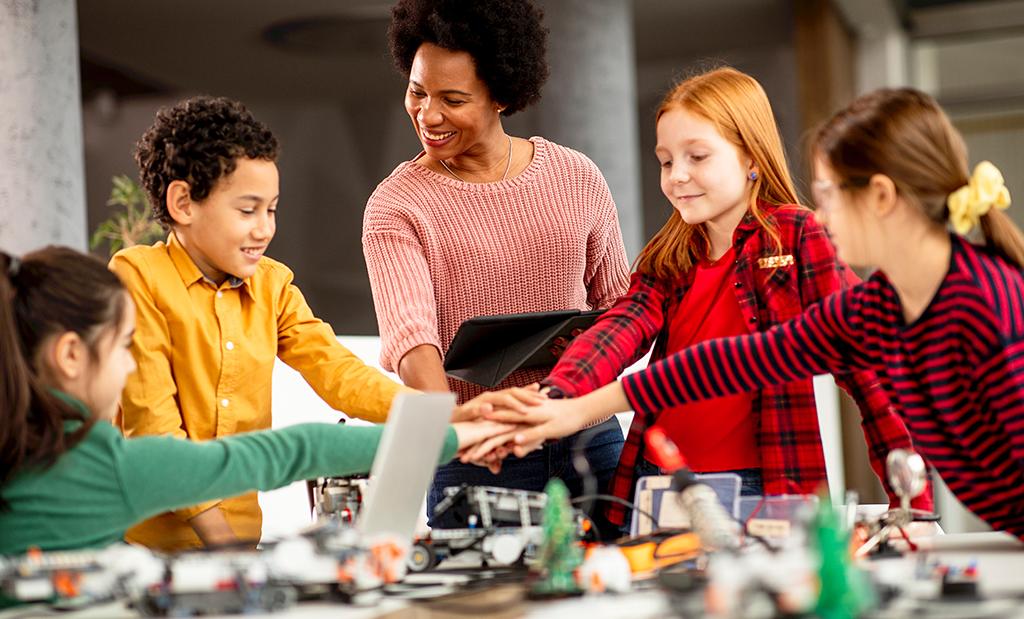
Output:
[
  {"xmin": 531, "ymin": 478, "xmax": 583, "ymax": 597},
  {"xmin": 813, "ymin": 498, "xmax": 876, "ymax": 619}
]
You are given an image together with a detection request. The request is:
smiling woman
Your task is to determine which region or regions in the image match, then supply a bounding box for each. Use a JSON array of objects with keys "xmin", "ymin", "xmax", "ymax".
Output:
[
  {"xmin": 362, "ymin": 0, "xmax": 630, "ymax": 539},
  {"xmin": 403, "ymin": 43, "xmax": 525, "ymax": 183}
]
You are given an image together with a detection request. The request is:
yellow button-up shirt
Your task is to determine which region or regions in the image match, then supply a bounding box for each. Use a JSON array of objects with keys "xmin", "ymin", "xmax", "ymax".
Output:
[{"xmin": 110, "ymin": 234, "xmax": 407, "ymax": 551}]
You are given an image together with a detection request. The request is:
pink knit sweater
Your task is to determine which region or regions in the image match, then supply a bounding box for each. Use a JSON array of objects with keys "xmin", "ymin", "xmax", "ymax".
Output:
[{"xmin": 362, "ymin": 137, "xmax": 630, "ymax": 402}]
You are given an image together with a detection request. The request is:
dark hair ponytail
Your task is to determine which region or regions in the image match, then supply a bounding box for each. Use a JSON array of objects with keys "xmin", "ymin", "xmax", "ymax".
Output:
[{"xmin": 0, "ymin": 247, "xmax": 127, "ymax": 509}]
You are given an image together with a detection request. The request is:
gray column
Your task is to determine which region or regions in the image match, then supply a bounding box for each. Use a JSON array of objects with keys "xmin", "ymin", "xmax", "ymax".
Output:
[
  {"xmin": 536, "ymin": 0, "xmax": 643, "ymax": 259},
  {"xmin": 0, "ymin": 0, "xmax": 87, "ymax": 254},
  {"xmin": 833, "ymin": 0, "xmax": 909, "ymax": 94}
]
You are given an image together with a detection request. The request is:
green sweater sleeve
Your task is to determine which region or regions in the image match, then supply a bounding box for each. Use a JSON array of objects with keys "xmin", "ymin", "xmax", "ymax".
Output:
[{"xmin": 116, "ymin": 423, "xmax": 459, "ymax": 523}]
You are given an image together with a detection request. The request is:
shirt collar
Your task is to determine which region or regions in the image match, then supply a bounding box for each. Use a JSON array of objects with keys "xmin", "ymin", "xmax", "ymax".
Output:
[
  {"xmin": 50, "ymin": 389, "xmax": 91, "ymax": 417},
  {"xmin": 732, "ymin": 200, "xmax": 781, "ymax": 245},
  {"xmin": 166, "ymin": 232, "xmax": 255, "ymax": 300}
]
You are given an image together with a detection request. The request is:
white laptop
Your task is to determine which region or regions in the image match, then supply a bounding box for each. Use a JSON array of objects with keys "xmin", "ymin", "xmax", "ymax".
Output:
[{"xmin": 357, "ymin": 392, "xmax": 455, "ymax": 541}]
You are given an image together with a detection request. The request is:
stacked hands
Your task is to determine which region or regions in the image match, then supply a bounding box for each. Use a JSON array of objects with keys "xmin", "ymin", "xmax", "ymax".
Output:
[{"xmin": 449, "ymin": 384, "xmax": 588, "ymax": 474}]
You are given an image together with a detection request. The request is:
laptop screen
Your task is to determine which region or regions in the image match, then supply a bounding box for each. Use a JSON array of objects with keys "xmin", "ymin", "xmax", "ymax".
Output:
[{"xmin": 357, "ymin": 392, "xmax": 455, "ymax": 541}]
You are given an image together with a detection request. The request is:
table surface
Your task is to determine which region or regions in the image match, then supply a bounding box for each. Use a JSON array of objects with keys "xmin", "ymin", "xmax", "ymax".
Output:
[{"xmin": 3, "ymin": 531, "xmax": 1021, "ymax": 619}]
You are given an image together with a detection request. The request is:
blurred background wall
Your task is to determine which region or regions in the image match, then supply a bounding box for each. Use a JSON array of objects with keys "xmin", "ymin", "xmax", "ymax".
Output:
[{"xmin": 73, "ymin": 0, "xmax": 808, "ymax": 333}]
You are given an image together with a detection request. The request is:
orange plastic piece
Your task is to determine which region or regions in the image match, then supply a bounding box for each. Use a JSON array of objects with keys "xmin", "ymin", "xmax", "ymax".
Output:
[
  {"xmin": 52, "ymin": 571, "xmax": 80, "ymax": 598},
  {"xmin": 645, "ymin": 427, "xmax": 686, "ymax": 472},
  {"xmin": 615, "ymin": 531, "xmax": 701, "ymax": 573}
]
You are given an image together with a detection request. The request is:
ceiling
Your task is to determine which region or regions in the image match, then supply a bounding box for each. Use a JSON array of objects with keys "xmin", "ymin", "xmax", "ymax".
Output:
[
  {"xmin": 77, "ymin": 0, "xmax": 793, "ymax": 104},
  {"xmin": 78, "ymin": 0, "xmax": 400, "ymax": 102},
  {"xmin": 902, "ymin": 0, "xmax": 1024, "ymax": 38},
  {"xmin": 77, "ymin": 0, "xmax": 1024, "ymax": 123}
]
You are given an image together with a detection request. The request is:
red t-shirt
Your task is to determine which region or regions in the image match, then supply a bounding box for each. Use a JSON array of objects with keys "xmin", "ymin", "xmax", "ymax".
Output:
[{"xmin": 654, "ymin": 246, "xmax": 760, "ymax": 472}]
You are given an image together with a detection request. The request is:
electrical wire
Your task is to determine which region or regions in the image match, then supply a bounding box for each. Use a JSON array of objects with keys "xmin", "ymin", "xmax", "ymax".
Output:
[
  {"xmin": 569, "ymin": 494, "xmax": 659, "ymax": 533},
  {"xmin": 569, "ymin": 425, "xmax": 611, "ymax": 515}
]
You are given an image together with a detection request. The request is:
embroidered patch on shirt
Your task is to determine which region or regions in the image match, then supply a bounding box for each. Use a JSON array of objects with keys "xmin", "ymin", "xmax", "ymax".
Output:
[{"xmin": 758, "ymin": 254, "xmax": 795, "ymax": 269}]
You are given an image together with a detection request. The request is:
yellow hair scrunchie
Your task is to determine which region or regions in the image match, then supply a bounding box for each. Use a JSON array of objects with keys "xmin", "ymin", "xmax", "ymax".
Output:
[{"xmin": 947, "ymin": 161, "xmax": 1012, "ymax": 235}]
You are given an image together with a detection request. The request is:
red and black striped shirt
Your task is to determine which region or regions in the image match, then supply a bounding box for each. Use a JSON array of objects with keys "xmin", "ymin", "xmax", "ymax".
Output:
[
  {"xmin": 623, "ymin": 233, "xmax": 1024, "ymax": 538},
  {"xmin": 545, "ymin": 205, "xmax": 931, "ymax": 525}
]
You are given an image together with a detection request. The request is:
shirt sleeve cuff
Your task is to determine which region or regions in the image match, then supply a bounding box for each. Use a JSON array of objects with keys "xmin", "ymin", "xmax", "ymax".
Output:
[
  {"xmin": 583, "ymin": 415, "xmax": 614, "ymax": 429},
  {"xmin": 539, "ymin": 377, "xmax": 576, "ymax": 399},
  {"xmin": 439, "ymin": 427, "xmax": 459, "ymax": 463},
  {"xmin": 382, "ymin": 331, "xmax": 443, "ymax": 373},
  {"xmin": 621, "ymin": 372, "xmax": 655, "ymax": 429}
]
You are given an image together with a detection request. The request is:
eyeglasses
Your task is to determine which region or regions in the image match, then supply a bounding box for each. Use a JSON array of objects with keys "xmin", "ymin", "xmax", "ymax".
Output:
[{"xmin": 811, "ymin": 177, "xmax": 870, "ymax": 213}]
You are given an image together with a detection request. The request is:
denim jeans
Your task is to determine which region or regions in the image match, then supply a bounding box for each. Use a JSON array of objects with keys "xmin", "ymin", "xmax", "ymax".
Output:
[{"xmin": 428, "ymin": 418, "xmax": 623, "ymax": 540}]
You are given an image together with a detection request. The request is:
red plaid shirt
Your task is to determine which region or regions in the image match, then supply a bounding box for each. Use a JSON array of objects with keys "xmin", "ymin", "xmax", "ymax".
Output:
[{"xmin": 544, "ymin": 204, "xmax": 933, "ymax": 525}]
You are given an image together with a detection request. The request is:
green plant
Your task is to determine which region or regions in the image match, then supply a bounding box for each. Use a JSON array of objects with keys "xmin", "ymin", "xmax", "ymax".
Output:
[{"xmin": 90, "ymin": 175, "xmax": 165, "ymax": 256}]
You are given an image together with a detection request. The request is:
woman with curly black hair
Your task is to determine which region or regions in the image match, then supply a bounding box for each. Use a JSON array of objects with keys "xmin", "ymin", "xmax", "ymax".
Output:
[{"xmin": 362, "ymin": 0, "xmax": 630, "ymax": 536}]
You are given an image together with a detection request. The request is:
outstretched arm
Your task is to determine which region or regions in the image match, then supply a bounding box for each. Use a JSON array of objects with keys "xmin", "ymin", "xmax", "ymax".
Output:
[
  {"xmin": 544, "ymin": 273, "xmax": 668, "ymax": 397},
  {"xmin": 477, "ymin": 290, "xmax": 873, "ymax": 458}
]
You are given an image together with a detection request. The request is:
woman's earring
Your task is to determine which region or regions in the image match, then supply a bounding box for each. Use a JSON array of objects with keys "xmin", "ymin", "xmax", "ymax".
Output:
[{"xmin": 749, "ymin": 171, "xmax": 758, "ymax": 181}]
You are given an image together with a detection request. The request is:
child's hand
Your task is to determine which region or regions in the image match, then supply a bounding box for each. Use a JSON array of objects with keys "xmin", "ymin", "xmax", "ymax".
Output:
[
  {"xmin": 458, "ymin": 398, "xmax": 586, "ymax": 464},
  {"xmin": 481, "ymin": 383, "xmax": 630, "ymax": 452},
  {"xmin": 498, "ymin": 397, "xmax": 587, "ymax": 450},
  {"xmin": 459, "ymin": 427, "xmax": 544, "ymax": 467},
  {"xmin": 452, "ymin": 420, "xmax": 524, "ymax": 474},
  {"xmin": 460, "ymin": 441, "xmax": 514, "ymax": 474},
  {"xmin": 480, "ymin": 396, "xmax": 560, "ymax": 426},
  {"xmin": 452, "ymin": 419, "xmax": 516, "ymax": 451},
  {"xmin": 457, "ymin": 429, "xmax": 520, "ymax": 474},
  {"xmin": 450, "ymin": 383, "xmax": 545, "ymax": 422}
]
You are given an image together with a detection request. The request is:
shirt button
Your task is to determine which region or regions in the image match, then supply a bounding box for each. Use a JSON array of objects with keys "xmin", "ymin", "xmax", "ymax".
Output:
[
  {"xmin": 221, "ymin": 398, "xmax": 230, "ymax": 407},
  {"xmin": 225, "ymin": 341, "xmax": 235, "ymax": 350},
  {"xmin": 216, "ymin": 291, "xmax": 223, "ymax": 298},
  {"xmin": 734, "ymin": 281, "xmax": 742, "ymax": 288},
  {"xmin": 749, "ymin": 316, "xmax": 758, "ymax": 323}
]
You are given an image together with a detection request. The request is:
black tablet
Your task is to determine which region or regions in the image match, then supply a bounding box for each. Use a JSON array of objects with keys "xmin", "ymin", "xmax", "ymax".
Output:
[{"xmin": 443, "ymin": 309, "xmax": 604, "ymax": 387}]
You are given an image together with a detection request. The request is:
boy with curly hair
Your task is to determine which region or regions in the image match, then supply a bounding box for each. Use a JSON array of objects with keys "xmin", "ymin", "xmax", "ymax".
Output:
[{"xmin": 111, "ymin": 96, "xmax": 443, "ymax": 551}]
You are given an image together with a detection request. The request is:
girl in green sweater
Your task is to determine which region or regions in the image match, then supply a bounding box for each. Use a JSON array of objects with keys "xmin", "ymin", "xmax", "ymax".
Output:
[{"xmin": 0, "ymin": 247, "xmax": 521, "ymax": 555}]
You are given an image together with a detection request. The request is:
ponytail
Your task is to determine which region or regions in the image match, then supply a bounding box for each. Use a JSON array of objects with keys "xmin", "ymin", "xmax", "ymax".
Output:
[
  {"xmin": 980, "ymin": 209, "xmax": 1024, "ymax": 269},
  {"xmin": 0, "ymin": 248, "xmax": 125, "ymax": 508},
  {"xmin": 0, "ymin": 253, "xmax": 36, "ymax": 495},
  {"xmin": 946, "ymin": 160, "xmax": 1023, "ymax": 269}
]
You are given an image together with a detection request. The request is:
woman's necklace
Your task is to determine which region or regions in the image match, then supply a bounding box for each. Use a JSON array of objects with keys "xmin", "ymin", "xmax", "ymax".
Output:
[{"xmin": 439, "ymin": 135, "xmax": 513, "ymax": 183}]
